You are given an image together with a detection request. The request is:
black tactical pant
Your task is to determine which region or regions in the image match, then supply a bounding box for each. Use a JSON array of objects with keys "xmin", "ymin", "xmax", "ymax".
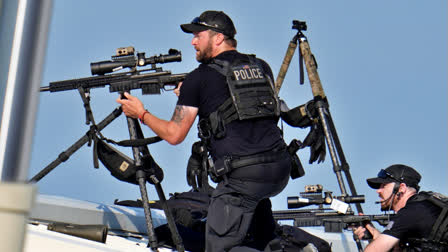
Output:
[{"xmin": 205, "ymin": 156, "xmax": 291, "ymax": 252}]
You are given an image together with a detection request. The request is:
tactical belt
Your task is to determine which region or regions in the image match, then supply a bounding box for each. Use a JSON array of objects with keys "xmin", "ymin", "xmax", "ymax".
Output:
[{"xmin": 211, "ymin": 149, "xmax": 287, "ymax": 178}]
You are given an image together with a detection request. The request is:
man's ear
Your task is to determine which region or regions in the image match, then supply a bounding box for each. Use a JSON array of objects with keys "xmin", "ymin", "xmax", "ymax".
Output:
[
  {"xmin": 214, "ymin": 33, "xmax": 226, "ymax": 46},
  {"xmin": 397, "ymin": 183, "xmax": 408, "ymax": 196}
]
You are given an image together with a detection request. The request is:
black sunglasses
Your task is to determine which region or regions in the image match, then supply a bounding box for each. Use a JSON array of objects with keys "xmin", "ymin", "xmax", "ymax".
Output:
[
  {"xmin": 191, "ymin": 17, "xmax": 219, "ymax": 29},
  {"xmin": 377, "ymin": 169, "xmax": 403, "ymax": 183}
]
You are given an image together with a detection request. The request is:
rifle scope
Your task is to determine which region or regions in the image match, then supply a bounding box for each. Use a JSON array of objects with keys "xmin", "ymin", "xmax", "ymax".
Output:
[
  {"xmin": 90, "ymin": 48, "xmax": 182, "ymax": 76},
  {"xmin": 287, "ymin": 195, "xmax": 365, "ymax": 209}
]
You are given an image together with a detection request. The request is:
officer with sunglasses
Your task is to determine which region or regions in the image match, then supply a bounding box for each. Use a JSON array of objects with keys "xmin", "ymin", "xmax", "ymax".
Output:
[
  {"xmin": 118, "ymin": 10, "xmax": 298, "ymax": 252},
  {"xmin": 354, "ymin": 164, "xmax": 442, "ymax": 251}
]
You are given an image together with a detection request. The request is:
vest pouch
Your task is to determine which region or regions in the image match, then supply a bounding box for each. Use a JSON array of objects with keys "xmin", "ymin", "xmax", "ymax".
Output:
[
  {"xmin": 287, "ymin": 139, "xmax": 305, "ymax": 179},
  {"xmin": 290, "ymin": 154, "xmax": 305, "ymax": 179},
  {"xmin": 228, "ymin": 62, "xmax": 277, "ymax": 121},
  {"xmin": 211, "ymin": 156, "xmax": 233, "ymax": 178}
]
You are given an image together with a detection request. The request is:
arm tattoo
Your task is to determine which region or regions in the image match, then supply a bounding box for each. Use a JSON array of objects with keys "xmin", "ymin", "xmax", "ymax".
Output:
[{"xmin": 171, "ymin": 105, "xmax": 186, "ymax": 124}]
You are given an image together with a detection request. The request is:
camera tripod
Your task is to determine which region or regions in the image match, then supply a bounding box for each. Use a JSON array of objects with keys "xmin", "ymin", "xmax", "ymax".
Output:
[
  {"xmin": 29, "ymin": 87, "xmax": 185, "ymax": 252},
  {"xmin": 276, "ymin": 20, "xmax": 366, "ymax": 251}
]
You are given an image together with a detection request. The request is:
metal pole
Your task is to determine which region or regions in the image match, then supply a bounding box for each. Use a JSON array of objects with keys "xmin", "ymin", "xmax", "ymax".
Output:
[
  {"xmin": 0, "ymin": 0, "xmax": 52, "ymax": 181},
  {"xmin": 0, "ymin": 0, "xmax": 52, "ymax": 251}
]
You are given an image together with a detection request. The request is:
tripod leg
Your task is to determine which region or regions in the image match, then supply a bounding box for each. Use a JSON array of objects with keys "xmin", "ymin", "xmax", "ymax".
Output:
[
  {"xmin": 326, "ymin": 112, "xmax": 364, "ymax": 214},
  {"xmin": 298, "ymin": 28, "xmax": 366, "ymax": 252},
  {"xmin": 316, "ymin": 103, "xmax": 348, "ymax": 196},
  {"xmin": 136, "ymin": 171, "xmax": 159, "ymax": 251},
  {"xmin": 29, "ymin": 107, "xmax": 123, "ymax": 183},
  {"xmin": 275, "ymin": 38, "xmax": 298, "ymax": 93},
  {"xmin": 123, "ymin": 96, "xmax": 184, "ymax": 251},
  {"xmin": 125, "ymin": 117, "xmax": 160, "ymax": 250},
  {"xmin": 150, "ymin": 175, "xmax": 185, "ymax": 252}
]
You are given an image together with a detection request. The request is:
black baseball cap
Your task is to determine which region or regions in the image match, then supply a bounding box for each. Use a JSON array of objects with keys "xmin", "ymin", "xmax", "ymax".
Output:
[
  {"xmin": 366, "ymin": 164, "xmax": 421, "ymax": 190},
  {"xmin": 180, "ymin": 10, "xmax": 237, "ymax": 38}
]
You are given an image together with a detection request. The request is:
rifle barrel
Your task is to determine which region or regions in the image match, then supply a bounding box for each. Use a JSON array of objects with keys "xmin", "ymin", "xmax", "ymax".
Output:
[{"xmin": 40, "ymin": 86, "xmax": 50, "ymax": 92}]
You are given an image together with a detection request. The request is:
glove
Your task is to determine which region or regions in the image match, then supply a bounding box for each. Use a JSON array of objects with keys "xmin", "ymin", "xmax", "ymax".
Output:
[
  {"xmin": 302, "ymin": 122, "xmax": 326, "ymax": 164},
  {"xmin": 186, "ymin": 154, "xmax": 202, "ymax": 190}
]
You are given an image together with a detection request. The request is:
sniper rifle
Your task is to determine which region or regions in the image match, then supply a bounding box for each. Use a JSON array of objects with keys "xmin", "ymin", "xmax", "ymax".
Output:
[
  {"xmin": 273, "ymin": 185, "xmax": 393, "ymax": 239},
  {"xmin": 40, "ymin": 46, "xmax": 187, "ymax": 95},
  {"xmin": 273, "ymin": 209, "xmax": 393, "ymax": 234}
]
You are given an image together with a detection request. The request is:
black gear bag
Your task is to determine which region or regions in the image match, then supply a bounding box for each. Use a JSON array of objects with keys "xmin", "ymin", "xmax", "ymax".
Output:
[{"xmin": 95, "ymin": 136, "xmax": 164, "ymax": 185}]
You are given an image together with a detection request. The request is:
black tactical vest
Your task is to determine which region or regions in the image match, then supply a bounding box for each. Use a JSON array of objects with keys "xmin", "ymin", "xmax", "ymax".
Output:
[
  {"xmin": 205, "ymin": 55, "xmax": 279, "ymax": 139},
  {"xmin": 404, "ymin": 191, "xmax": 448, "ymax": 252}
]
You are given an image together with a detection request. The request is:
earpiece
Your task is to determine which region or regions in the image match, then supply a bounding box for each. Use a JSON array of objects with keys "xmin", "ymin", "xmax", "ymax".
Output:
[{"xmin": 392, "ymin": 183, "xmax": 400, "ymax": 195}]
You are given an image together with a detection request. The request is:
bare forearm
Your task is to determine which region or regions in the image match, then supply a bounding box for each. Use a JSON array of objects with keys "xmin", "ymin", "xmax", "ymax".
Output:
[
  {"xmin": 117, "ymin": 92, "xmax": 197, "ymax": 145},
  {"xmin": 140, "ymin": 111, "xmax": 188, "ymax": 145},
  {"xmin": 364, "ymin": 234, "xmax": 399, "ymax": 252}
]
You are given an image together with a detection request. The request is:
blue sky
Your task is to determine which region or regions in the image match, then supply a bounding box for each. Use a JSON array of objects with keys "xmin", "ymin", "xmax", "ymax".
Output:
[{"xmin": 29, "ymin": 0, "xmax": 447, "ymax": 215}]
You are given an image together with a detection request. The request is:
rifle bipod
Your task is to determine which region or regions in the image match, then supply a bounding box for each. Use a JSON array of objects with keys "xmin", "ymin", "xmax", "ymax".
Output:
[
  {"xmin": 276, "ymin": 21, "xmax": 366, "ymax": 252},
  {"xmin": 29, "ymin": 87, "xmax": 185, "ymax": 252}
]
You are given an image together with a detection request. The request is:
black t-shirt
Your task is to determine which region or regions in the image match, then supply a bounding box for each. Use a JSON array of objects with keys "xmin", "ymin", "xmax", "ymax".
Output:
[
  {"xmin": 383, "ymin": 194, "xmax": 442, "ymax": 246},
  {"xmin": 177, "ymin": 50, "xmax": 284, "ymax": 160}
]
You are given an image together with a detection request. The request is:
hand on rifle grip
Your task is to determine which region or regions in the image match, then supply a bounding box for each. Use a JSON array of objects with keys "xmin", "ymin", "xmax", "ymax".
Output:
[
  {"xmin": 353, "ymin": 220, "xmax": 375, "ymax": 240},
  {"xmin": 173, "ymin": 82, "xmax": 183, "ymax": 97},
  {"xmin": 116, "ymin": 92, "xmax": 145, "ymax": 119}
]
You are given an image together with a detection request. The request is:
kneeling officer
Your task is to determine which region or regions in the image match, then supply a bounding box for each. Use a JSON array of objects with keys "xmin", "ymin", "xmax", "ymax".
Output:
[
  {"xmin": 354, "ymin": 164, "xmax": 446, "ymax": 251},
  {"xmin": 118, "ymin": 10, "xmax": 292, "ymax": 252}
]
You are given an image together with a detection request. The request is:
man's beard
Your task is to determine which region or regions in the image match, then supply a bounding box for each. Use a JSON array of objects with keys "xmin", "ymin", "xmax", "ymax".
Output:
[
  {"xmin": 196, "ymin": 40, "xmax": 213, "ymax": 63},
  {"xmin": 379, "ymin": 194, "xmax": 394, "ymax": 211},
  {"xmin": 380, "ymin": 201, "xmax": 391, "ymax": 211}
]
